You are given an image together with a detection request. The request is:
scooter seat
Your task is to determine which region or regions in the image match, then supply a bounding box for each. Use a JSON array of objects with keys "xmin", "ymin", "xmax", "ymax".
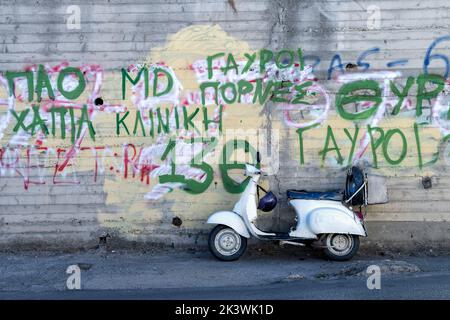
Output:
[{"xmin": 287, "ymin": 189, "xmax": 343, "ymax": 201}]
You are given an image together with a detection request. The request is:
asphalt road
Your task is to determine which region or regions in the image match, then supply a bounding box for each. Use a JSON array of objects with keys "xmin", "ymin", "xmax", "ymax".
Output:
[
  {"xmin": 1, "ymin": 249, "xmax": 449, "ymax": 300},
  {"xmin": 2, "ymin": 271, "xmax": 449, "ymax": 300}
]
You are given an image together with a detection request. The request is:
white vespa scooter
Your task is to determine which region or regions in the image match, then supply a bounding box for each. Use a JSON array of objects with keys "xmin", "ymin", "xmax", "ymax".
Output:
[{"xmin": 207, "ymin": 153, "xmax": 368, "ymax": 261}]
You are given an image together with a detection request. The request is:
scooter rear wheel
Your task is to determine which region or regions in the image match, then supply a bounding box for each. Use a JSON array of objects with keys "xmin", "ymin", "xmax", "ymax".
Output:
[
  {"xmin": 209, "ymin": 225, "xmax": 247, "ymax": 261},
  {"xmin": 323, "ymin": 233, "xmax": 360, "ymax": 261}
]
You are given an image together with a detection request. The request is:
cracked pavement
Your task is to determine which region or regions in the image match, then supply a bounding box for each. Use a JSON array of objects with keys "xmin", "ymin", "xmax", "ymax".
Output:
[{"xmin": 0, "ymin": 246, "xmax": 449, "ymax": 299}]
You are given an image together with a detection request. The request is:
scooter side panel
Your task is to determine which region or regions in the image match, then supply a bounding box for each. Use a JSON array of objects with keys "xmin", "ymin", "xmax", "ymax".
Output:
[
  {"xmin": 290, "ymin": 200, "xmax": 366, "ymax": 237},
  {"xmin": 288, "ymin": 200, "xmax": 317, "ymax": 238},
  {"xmin": 307, "ymin": 208, "xmax": 366, "ymax": 236},
  {"xmin": 207, "ymin": 211, "xmax": 251, "ymax": 238}
]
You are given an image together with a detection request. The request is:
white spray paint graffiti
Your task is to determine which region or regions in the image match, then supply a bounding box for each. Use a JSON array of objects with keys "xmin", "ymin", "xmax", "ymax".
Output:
[
  {"xmin": 3, "ymin": 59, "xmax": 449, "ymax": 196},
  {"xmin": 0, "ymin": 62, "xmax": 126, "ymax": 189},
  {"xmin": 190, "ymin": 57, "xmax": 331, "ymax": 129},
  {"xmin": 337, "ymin": 71, "xmax": 403, "ymax": 164}
]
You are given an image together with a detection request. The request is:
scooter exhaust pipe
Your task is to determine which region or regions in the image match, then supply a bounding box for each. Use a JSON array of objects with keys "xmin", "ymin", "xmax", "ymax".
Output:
[{"xmin": 279, "ymin": 240, "xmax": 306, "ymax": 247}]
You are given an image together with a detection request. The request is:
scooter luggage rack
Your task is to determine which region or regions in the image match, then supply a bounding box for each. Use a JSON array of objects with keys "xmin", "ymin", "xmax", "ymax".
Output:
[
  {"xmin": 344, "ymin": 171, "xmax": 369, "ymax": 220},
  {"xmin": 344, "ymin": 180, "xmax": 368, "ymax": 205}
]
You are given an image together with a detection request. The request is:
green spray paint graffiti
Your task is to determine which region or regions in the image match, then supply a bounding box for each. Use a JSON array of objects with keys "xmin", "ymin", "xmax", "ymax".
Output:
[{"xmin": 3, "ymin": 42, "xmax": 450, "ymax": 198}]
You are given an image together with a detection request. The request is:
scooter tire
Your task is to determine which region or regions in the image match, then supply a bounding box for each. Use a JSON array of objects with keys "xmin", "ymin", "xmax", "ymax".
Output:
[
  {"xmin": 323, "ymin": 234, "xmax": 360, "ymax": 261},
  {"xmin": 208, "ymin": 225, "xmax": 247, "ymax": 261}
]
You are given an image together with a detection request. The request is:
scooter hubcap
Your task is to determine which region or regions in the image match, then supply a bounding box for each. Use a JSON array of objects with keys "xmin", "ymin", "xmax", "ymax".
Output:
[
  {"xmin": 327, "ymin": 234, "xmax": 353, "ymax": 256},
  {"xmin": 215, "ymin": 229, "xmax": 241, "ymax": 256}
]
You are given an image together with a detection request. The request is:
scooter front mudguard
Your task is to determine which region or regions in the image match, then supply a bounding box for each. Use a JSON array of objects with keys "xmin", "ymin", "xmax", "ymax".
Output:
[{"xmin": 207, "ymin": 211, "xmax": 251, "ymax": 238}]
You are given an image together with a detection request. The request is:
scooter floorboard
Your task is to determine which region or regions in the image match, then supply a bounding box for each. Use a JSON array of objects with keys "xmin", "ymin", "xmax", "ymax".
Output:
[{"xmin": 257, "ymin": 233, "xmax": 305, "ymax": 241}]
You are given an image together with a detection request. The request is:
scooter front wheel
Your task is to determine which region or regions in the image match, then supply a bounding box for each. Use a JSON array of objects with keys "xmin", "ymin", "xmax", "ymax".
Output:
[
  {"xmin": 323, "ymin": 233, "xmax": 360, "ymax": 261},
  {"xmin": 208, "ymin": 225, "xmax": 247, "ymax": 261}
]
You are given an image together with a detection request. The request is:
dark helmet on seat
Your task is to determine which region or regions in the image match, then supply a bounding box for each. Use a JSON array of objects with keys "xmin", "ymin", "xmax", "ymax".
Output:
[{"xmin": 257, "ymin": 191, "xmax": 278, "ymax": 212}]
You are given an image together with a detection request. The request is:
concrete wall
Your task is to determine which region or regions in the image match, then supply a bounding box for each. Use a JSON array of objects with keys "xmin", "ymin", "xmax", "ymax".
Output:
[{"xmin": 0, "ymin": 0, "xmax": 449, "ymax": 251}]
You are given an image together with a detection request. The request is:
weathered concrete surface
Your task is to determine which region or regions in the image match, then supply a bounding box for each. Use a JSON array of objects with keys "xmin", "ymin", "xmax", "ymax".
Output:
[
  {"xmin": 0, "ymin": 247, "xmax": 449, "ymax": 299},
  {"xmin": 0, "ymin": 0, "xmax": 450, "ymax": 251}
]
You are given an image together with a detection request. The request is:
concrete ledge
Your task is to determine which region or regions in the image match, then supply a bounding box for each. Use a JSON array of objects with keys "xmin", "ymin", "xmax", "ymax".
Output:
[
  {"xmin": 361, "ymin": 221, "xmax": 450, "ymax": 252},
  {"xmin": 0, "ymin": 221, "xmax": 449, "ymax": 253}
]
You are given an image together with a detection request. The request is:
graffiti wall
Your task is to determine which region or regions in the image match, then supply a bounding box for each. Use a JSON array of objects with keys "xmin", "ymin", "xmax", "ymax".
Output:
[{"xmin": 1, "ymin": 0, "xmax": 450, "ymax": 249}]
